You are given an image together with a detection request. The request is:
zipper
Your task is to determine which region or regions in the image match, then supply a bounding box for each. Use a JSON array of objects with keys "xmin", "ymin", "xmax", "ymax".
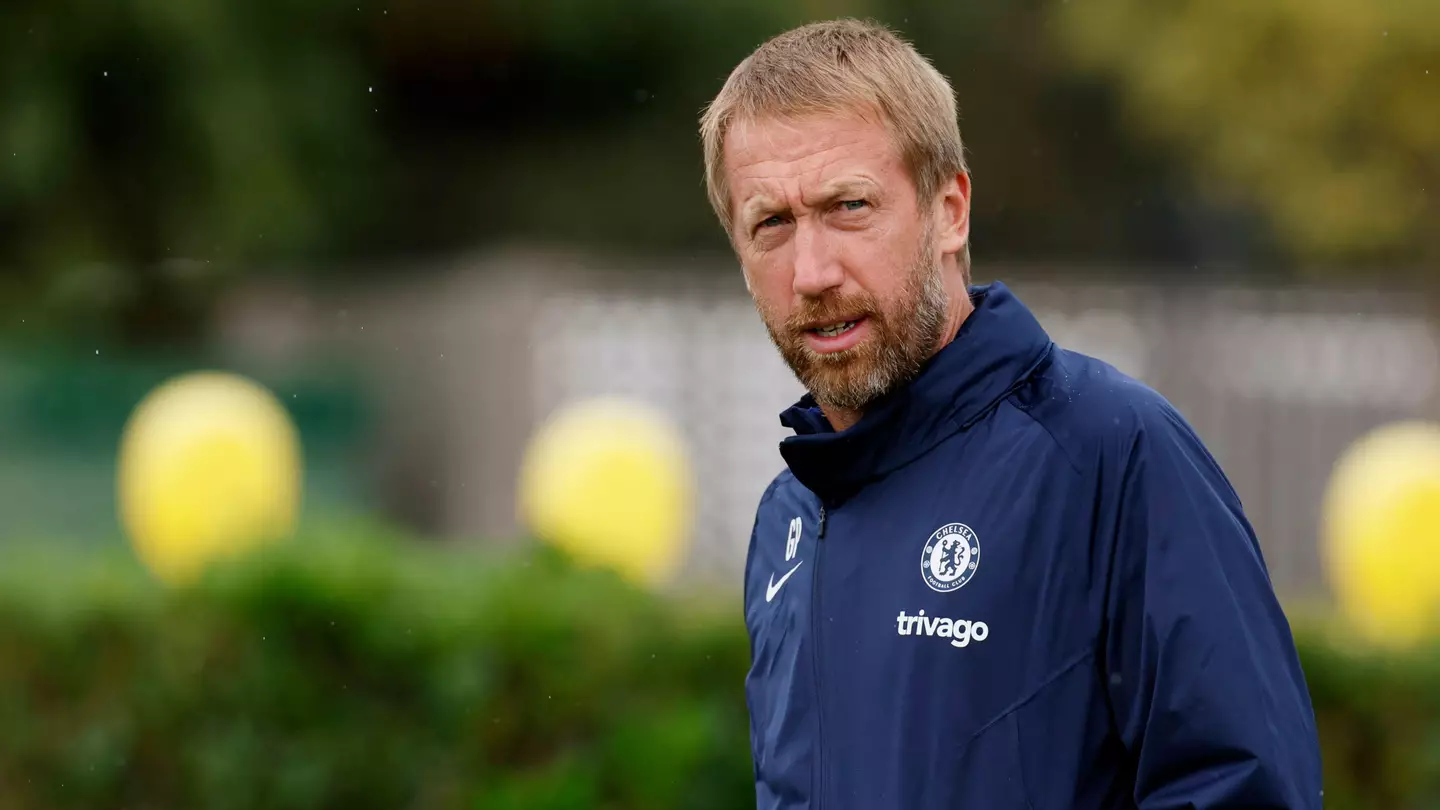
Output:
[{"xmin": 810, "ymin": 503, "xmax": 828, "ymax": 807}]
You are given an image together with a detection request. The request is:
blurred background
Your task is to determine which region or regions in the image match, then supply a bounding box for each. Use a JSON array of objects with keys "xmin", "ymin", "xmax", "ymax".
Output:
[{"xmin": 2, "ymin": 0, "xmax": 1439, "ymax": 807}]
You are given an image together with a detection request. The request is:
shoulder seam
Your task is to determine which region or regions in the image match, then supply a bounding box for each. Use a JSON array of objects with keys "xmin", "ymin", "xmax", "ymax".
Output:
[
  {"xmin": 757, "ymin": 469, "xmax": 794, "ymax": 508},
  {"xmin": 1006, "ymin": 396, "xmax": 1084, "ymax": 476}
]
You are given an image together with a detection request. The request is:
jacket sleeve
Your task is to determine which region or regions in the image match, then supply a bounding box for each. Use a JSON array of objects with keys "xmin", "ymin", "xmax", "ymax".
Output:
[{"xmin": 1102, "ymin": 403, "xmax": 1324, "ymax": 809}]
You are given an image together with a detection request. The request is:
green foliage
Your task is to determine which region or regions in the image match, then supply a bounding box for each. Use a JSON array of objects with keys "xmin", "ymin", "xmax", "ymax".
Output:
[
  {"xmin": 0, "ymin": 527, "xmax": 752, "ymax": 809},
  {"xmin": 7, "ymin": 0, "xmax": 1436, "ymax": 341},
  {"xmin": 6, "ymin": 526, "xmax": 1440, "ymax": 808},
  {"xmin": 1053, "ymin": 0, "xmax": 1440, "ymax": 269},
  {"xmin": 0, "ymin": 0, "xmax": 378, "ymax": 339},
  {"xmin": 0, "ymin": 0, "xmax": 1208, "ymax": 343},
  {"xmin": 0, "ymin": 0, "xmax": 858, "ymax": 341}
]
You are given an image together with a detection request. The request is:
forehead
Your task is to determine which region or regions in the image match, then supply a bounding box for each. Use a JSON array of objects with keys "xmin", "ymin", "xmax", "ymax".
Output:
[{"xmin": 723, "ymin": 112, "xmax": 909, "ymax": 207}]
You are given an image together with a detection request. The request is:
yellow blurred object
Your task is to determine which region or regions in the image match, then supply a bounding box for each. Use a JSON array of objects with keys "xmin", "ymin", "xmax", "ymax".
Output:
[
  {"xmin": 118, "ymin": 371, "xmax": 303, "ymax": 585},
  {"xmin": 1321, "ymin": 420, "xmax": 1440, "ymax": 649},
  {"xmin": 518, "ymin": 397, "xmax": 694, "ymax": 587}
]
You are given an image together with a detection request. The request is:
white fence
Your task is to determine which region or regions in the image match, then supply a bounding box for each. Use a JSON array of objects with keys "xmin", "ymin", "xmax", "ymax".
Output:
[{"xmin": 219, "ymin": 250, "xmax": 1440, "ymax": 602}]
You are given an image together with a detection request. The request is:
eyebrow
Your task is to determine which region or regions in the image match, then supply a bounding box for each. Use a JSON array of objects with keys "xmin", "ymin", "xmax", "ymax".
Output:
[{"xmin": 739, "ymin": 177, "xmax": 882, "ymax": 226}]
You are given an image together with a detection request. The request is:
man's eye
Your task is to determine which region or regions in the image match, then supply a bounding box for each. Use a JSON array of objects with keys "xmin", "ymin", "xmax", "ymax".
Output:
[
  {"xmin": 757, "ymin": 215, "xmax": 785, "ymax": 229},
  {"xmin": 840, "ymin": 199, "xmax": 868, "ymax": 211}
]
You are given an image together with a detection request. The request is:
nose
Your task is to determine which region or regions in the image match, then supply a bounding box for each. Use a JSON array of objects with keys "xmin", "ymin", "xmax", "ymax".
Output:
[{"xmin": 791, "ymin": 220, "xmax": 843, "ymax": 299}]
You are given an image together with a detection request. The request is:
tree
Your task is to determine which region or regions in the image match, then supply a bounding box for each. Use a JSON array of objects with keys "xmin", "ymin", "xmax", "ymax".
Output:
[
  {"xmin": 0, "ymin": 0, "xmax": 377, "ymax": 342},
  {"xmin": 1053, "ymin": 0, "xmax": 1440, "ymax": 273}
]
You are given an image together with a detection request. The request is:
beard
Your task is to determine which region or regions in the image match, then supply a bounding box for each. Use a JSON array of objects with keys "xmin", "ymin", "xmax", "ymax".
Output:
[{"xmin": 756, "ymin": 225, "xmax": 949, "ymax": 413}]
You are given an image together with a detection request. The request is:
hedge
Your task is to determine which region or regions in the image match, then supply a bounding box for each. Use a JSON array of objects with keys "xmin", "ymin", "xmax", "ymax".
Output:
[
  {"xmin": 0, "ymin": 528, "xmax": 752, "ymax": 810},
  {"xmin": 2, "ymin": 526, "xmax": 1439, "ymax": 809}
]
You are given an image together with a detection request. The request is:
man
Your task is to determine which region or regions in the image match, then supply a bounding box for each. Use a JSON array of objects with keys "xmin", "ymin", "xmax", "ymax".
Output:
[{"xmin": 699, "ymin": 18, "xmax": 1324, "ymax": 810}]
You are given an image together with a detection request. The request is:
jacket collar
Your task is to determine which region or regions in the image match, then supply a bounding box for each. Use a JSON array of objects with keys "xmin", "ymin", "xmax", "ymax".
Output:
[{"xmin": 777, "ymin": 281, "xmax": 1054, "ymax": 504}]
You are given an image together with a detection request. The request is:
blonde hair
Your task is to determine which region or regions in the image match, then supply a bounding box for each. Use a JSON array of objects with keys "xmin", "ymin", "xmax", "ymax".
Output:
[{"xmin": 700, "ymin": 18, "xmax": 970, "ymax": 271}]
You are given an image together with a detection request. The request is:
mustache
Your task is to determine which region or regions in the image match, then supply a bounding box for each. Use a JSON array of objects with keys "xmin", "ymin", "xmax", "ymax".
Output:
[{"xmin": 785, "ymin": 292, "xmax": 879, "ymax": 333}]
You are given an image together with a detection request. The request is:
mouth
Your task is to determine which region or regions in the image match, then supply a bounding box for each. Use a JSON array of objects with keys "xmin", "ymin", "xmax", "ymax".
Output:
[
  {"xmin": 801, "ymin": 315, "xmax": 871, "ymax": 354},
  {"xmin": 811, "ymin": 319, "xmax": 862, "ymax": 338}
]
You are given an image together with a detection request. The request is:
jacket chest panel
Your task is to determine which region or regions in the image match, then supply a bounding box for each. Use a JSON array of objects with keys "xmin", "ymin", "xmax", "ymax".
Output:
[
  {"xmin": 744, "ymin": 422, "xmax": 1106, "ymax": 808},
  {"xmin": 810, "ymin": 430, "xmax": 1102, "ymax": 746}
]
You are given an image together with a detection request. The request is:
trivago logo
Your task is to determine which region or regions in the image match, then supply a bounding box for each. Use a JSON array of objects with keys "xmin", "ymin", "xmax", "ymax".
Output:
[{"xmin": 896, "ymin": 610, "xmax": 989, "ymax": 648}]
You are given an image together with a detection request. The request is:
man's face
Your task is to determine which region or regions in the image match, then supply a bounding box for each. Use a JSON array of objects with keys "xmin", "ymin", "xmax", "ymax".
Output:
[{"xmin": 724, "ymin": 111, "xmax": 950, "ymax": 412}]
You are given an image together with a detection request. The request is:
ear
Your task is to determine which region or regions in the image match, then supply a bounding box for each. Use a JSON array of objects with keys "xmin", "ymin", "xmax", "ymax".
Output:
[{"xmin": 934, "ymin": 172, "xmax": 971, "ymax": 257}]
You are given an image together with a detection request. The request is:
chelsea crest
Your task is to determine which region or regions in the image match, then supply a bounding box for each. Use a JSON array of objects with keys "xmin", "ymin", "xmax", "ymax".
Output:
[{"xmin": 921, "ymin": 523, "xmax": 980, "ymax": 593}]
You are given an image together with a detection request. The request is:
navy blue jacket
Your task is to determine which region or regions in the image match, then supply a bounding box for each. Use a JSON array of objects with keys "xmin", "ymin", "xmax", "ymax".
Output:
[{"xmin": 743, "ymin": 282, "xmax": 1323, "ymax": 809}]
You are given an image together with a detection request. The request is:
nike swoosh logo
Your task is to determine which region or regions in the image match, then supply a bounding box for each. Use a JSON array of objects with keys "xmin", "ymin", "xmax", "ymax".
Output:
[{"xmin": 765, "ymin": 561, "xmax": 804, "ymax": 603}]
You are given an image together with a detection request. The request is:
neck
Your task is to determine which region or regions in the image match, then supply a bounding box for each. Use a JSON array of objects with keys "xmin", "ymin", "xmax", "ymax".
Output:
[
  {"xmin": 821, "ymin": 403, "xmax": 865, "ymax": 433},
  {"xmin": 819, "ymin": 284, "xmax": 975, "ymax": 432}
]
